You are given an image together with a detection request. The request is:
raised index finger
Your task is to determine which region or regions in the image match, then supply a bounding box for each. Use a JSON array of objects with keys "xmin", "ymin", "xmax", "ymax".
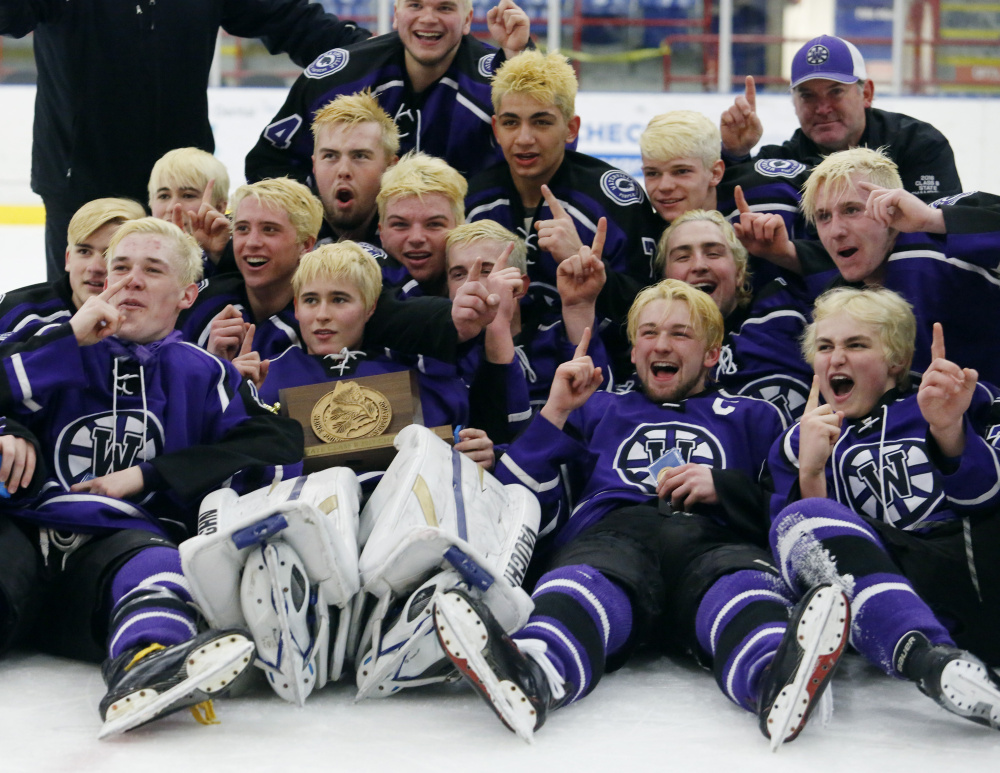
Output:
[
  {"xmin": 573, "ymin": 326, "xmax": 592, "ymax": 359},
  {"xmin": 493, "ymin": 242, "xmax": 513, "ymax": 273},
  {"xmin": 541, "ymin": 184, "xmax": 568, "ymax": 219},
  {"xmin": 202, "ymin": 178, "xmax": 216, "ymax": 206},
  {"xmin": 99, "ymin": 272, "xmax": 131, "ymax": 301},
  {"xmin": 467, "ymin": 257, "xmax": 483, "ymax": 284},
  {"xmin": 239, "ymin": 323, "xmax": 256, "ymax": 357},
  {"xmin": 931, "ymin": 322, "xmax": 946, "ymax": 362},
  {"xmin": 745, "ymin": 76, "xmax": 757, "ymax": 111},
  {"xmin": 734, "ymin": 184, "xmax": 750, "ymax": 215},
  {"xmin": 591, "ymin": 217, "xmax": 607, "ymax": 259},
  {"xmin": 805, "ymin": 375, "xmax": 821, "ymax": 413}
]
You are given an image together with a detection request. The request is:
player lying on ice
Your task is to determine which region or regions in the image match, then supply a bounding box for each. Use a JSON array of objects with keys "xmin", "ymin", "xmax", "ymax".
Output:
[
  {"xmin": 431, "ymin": 279, "xmax": 1000, "ymax": 746},
  {"xmin": 765, "ymin": 287, "xmax": 1000, "ymax": 728},
  {"xmin": 0, "ymin": 218, "xmax": 303, "ymax": 737}
]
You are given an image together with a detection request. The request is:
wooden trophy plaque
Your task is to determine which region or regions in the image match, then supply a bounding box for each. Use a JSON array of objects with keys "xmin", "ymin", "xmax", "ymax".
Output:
[{"xmin": 279, "ymin": 370, "xmax": 453, "ymax": 472}]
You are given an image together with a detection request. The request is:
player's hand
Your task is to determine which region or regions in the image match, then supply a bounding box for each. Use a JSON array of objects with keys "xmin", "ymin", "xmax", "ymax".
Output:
[
  {"xmin": 536, "ymin": 185, "xmax": 584, "ymax": 263},
  {"xmin": 919, "ymin": 322, "xmax": 976, "ymax": 457},
  {"xmin": 207, "ymin": 305, "xmax": 248, "ymax": 361},
  {"xmin": 482, "ymin": 243, "xmax": 523, "ymax": 326},
  {"xmin": 558, "ymin": 216, "xmax": 607, "ymax": 307},
  {"xmin": 70, "ymin": 466, "xmax": 145, "ymax": 499},
  {"xmin": 70, "ymin": 273, "xmax": 130, "ymax": 345},
  {"xmin": 720, "ymin": 76, "xmax": 763, "ymax": 158},
  {"xmin": 655, "ymin": 463, "xmax": 718, "ymax": 509},
  {"xmin": 452, "ymin": 257, "xmax": 502, "ymax": 342},
  {"xmin": 731, "ymin": 185, "xmax": 799, "ymax": 270},
  {"xmin": 488, "ymin": 0, "xmax": 530, "ymax": 59},
  {"xmin": 232, "ymin": 324, "xmax": 270, "ymax": 388},
  {"xmin": 859, "ymin": 182, "xmax": 946, "ymax": 234},
  {"xmin": 455, "ymin": 427, "xmax": 495, "ymax": 470},
  {"xmin": 540, "ymin": 327, "xmax": 603, "ymax": 429},
  {"xmin": 0, "ymin": 434, "xmax": 35, "ymax": 495},
  {"xmin": 797, "ymin": 377, "xmax": 843, "ymax": 490}
]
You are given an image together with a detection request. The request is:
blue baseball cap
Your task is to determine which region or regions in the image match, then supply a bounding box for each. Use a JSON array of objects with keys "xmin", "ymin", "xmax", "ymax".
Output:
[{"xmin": 791, "ymin": 35, "xmax": 867, "ymax": 89}]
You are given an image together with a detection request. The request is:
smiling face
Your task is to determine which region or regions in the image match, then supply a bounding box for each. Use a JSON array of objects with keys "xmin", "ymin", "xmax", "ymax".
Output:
[
  {"xmin": 394, "ymin": 0, "xmax": 471, "ymax": 79},
  {"xmin": 232, "ymin": 198, "xmax": 309, "ymax": 294},
  {"xmin": 662, "ymin": 219, "xmax": 740, "ymax": 317},
  {"xmin": 811, "ymin": 309, "xmax": 898, "ymax": 418},
  {"xmin": 106, "ymin": 233, "xmax": 198, "ymax": 344},
  {"xmin": 641, "ymin": 155, "xmax": 723, "ymax": 223},
  {"xmin": 630, "ymin": 298, "xmax": 719, "ymax": 403},
  {"xmin": 379, "ymin": 192, "xmax": 456, "ymax": 289},
  {"xmin": 313, "ymin": 121, "xmax": 393, "ymax": 237},
  {"xmin": 813, "ymin": 173, "xmax": 897, "ymax": 285},
  {"xmin": 492, "ymin": 94, "xmax": 580, "ymax": 197},
  {"xmin": 793, "ymin": 78, "xmax": 873, "ymax": 153},
  {"xmin": 66, "ymin": 221, "xmax": 120, "ymax": 310},
  {"xmin": 295, "ymin": 275, "xmax": 375, "ymax": 355}
]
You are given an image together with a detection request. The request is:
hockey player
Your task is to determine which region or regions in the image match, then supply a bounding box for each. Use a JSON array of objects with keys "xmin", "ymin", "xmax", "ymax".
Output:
[
  {"xmin": 433, "ymin": 280, "xmax": 858, "ymax": 748},
  {"xmin": 148, "ymin": 148, "xmax": 233, "ymax": 276},
  {"xmin": 376, "ymin": 151, "xmax": 467, "ymax": 297},
  {"xmin": 0, "ymin": 197, "xmax": 146, "ymax": 344},
  {"xmin": 446, "ymin": 219, "xmax": 610, "ymax": 412},
  {"xmin": 657, "ymin": 210, "xmax": 813, "ymax": 423},
  {"xmin": 244, "ymin": 0, "xmax": 531, "ymax": 184},
  {"xmin": 0, "ymin": 217, "xmax": 304, "ymax": 736},
  {"xmin": 719, "ymin": 35, "xmax": 961, "ymax": 200},
  {"xmin": 766, "ymin": 286, "xmax": 1000, "ymax": 730},
  {"xmin": 465, "ymin": 50, "xmax": 662, "ymax": 377},
  {"xmin": 310, "ymin": 91, "xmax": 400, "ymax": 248}
]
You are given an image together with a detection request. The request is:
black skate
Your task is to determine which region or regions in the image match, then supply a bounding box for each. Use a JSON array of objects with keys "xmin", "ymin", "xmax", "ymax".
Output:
[
  {"xmin": 433, "ymin": 588, "xmax": 564, "ymax": 742},
  {"xmin": 895, "ymin": 631, "xmax": 1000, "ymax": 731},
  {"xmin": 98, "ymin": 629, "xmax": 255, "ymax": 739},
  {"xmin": 758, "ymin": 584, "xmax": 851, "ymax": 751}
]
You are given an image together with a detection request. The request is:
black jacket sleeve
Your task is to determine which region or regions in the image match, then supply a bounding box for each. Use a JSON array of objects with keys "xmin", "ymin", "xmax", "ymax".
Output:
[{"xmin": 366, "ymin": 290, "xmax": 460, "ymax": 363}]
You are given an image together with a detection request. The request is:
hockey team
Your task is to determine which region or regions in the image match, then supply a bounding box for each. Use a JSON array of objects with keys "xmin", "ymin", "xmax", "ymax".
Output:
[{"xmin": 1, "ymin": 0, "xmax": 999, "ymax": 750}]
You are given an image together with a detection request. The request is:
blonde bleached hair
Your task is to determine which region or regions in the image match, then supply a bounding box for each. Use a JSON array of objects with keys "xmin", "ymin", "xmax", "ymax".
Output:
[
  {"xmin": 394, "ymin": 0, "xmax": 473, "ymax": 14},
  {"xmin": 800, "ymin": 146, "xmax": 903, "ymax": 226},
  {"xmin": 147, "ymin": 147, "xmax": 230, "ymax": 210},
  {"xmin": 312, "ymin": 90, "xmax": 401, "ymax": 162},
  {"xmin": 446, "ymin": 220, "xmax": 528, "ymax": 275},
  {"xmin": 376, "ymin": 151, "xmax": 467, "ymax": 225},
  {"xmin": 655, "ymin": 209, "xmax": 753, "ymax": 310},
  {"xmin": 492, "ymin": 51, "xmax": 578, "ymax": 122},
  {"xmin": 803, "ymin": 286, "xmax": 916, "ymax": 389},
  {"xmin": 292, "ymin": 241, "xmax": 383, "ymax": 311},
  {"xmin": 626, "ymin": 278, "xmax": 725, "ymax": 351},
  {"xmin": 67, "ymin": 198, "xmax": 146, "ymax": 247},
  {"xmin": 231, "ymin": 177, "xmax": 324, "ymax": 246},
  {"xmin": 106, "ymin": 217, "xmax": 204, "ymax": 287},
  {"xmin": 639, "ymin": 111, "xmax": 721, "ymax": 170}
]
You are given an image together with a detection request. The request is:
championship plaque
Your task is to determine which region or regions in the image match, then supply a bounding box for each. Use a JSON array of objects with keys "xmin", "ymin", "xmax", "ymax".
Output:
[{"xmin": 279, "ymin": 371, "xmax": 453, "ymax": 472}]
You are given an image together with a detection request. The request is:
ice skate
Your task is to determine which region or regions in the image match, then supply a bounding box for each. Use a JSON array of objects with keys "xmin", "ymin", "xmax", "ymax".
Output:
[
  {"xmin": 433, "ymin": 588, "xmax": 564, "ymax": 743},
  {"xmin": 98, "ymin": 629, "xmax": 255, "ymax": 739},
  {"xmin": 895, "ymin": 631, "xmax": 1000, "ymax": 731},
  {"xmin": 758, "ymin": 584, "xmax": 851, "ymax": 751}
]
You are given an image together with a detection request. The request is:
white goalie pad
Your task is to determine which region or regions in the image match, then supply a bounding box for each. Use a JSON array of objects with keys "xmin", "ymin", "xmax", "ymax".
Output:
[
  {"xmin": 241, "ymin": 540, "xmax": 330, "ymax": 706},
  {"xmin": 180, "ymin": 468, "xmax": 363, "ymax": 630},
  {"xmin": 359, "ymin": 425, "xmax": 541, "ymax": 611}
]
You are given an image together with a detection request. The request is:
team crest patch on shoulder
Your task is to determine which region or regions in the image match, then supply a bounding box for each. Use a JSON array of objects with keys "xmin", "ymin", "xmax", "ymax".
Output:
[
  {"xmin": 601, "ymin": 170, "xmax": 644, "ymax": 206},
  {"xmin": 806, "ymin": 45, "xmax": 829, "ymax": 65},
  {"xmin": 305, "ymin": 48, "xmax": 350, "ymax": 79},
  {"xmin": 754, "ymin": 159, "xmax": 808, "ymax": 179},
  {"xmin": 358, "ymin": 241, "xmax": 388, "ymax": 261},
  {"xmin": 478, "ymin": 53, "xmax": 497, "ymax": 78},
  {"xmin": 930, "ymin": 191, "xmax": 976, "ymax": 209}
]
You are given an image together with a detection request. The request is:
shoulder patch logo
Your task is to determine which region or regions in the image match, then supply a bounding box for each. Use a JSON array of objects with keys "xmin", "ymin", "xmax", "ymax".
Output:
[
  {"xmin": 736, "ymin": 374, "xmax": 810, "ymax": 425},
  {"xmin": 806, "ymin": 45, "xmax": 829, "ymax": 65},
  {"xmin": 305, "ymin": 48, "xmax": 350, "ymax": 79},
  {"xmin": 930, "ymin": 191, "xmax": 976, "ymax": 209},
  {"xmin": 478, "ymin": 53, "xmax": 497, "ymax": 78},
  {"xmin": 358, "ymin": 241, "xmax": 389, "ymax": 261},
  {"xmin": 754, "ymin": 158, "xmax": 808, "ymax": 179},
  {"xmin": 53, "ymin": 410, "xmax": 165, "ymax": 490},
  {"xmin": 614, "ymin": 421, "xmax": 726, "ymax": 491},
  {"xmin": 600, "ymin": 170, "xmax": 644, "ymax": 206}
]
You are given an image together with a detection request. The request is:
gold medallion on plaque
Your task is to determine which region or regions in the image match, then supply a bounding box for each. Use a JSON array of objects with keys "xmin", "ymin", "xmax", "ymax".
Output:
[{"xmin": 310, "ymin": 381, "xmax": 392, "ymax": 443}]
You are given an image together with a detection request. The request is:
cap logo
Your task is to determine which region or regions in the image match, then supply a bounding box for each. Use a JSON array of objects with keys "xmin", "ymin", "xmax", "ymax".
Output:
[{"xmin": 806, "ymin": 45, "xmax": 829, "ymax": 65}]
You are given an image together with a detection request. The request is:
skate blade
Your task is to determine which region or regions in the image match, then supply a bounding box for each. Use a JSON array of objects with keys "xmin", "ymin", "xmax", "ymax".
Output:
[
  {"xmin": 433, "ymin": 592, "xmax": 537, "ymax": 743},
  {"xmin": 98, "ymin": 637, "xmax": 255, "ymax": 739},
  {"xmin": 767, "ymin": 587, "xmax": 850, "ymax": 752},
  {"xmin": 939, "ymin": 659, "xmax": 1000, "ymax": 729}
]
